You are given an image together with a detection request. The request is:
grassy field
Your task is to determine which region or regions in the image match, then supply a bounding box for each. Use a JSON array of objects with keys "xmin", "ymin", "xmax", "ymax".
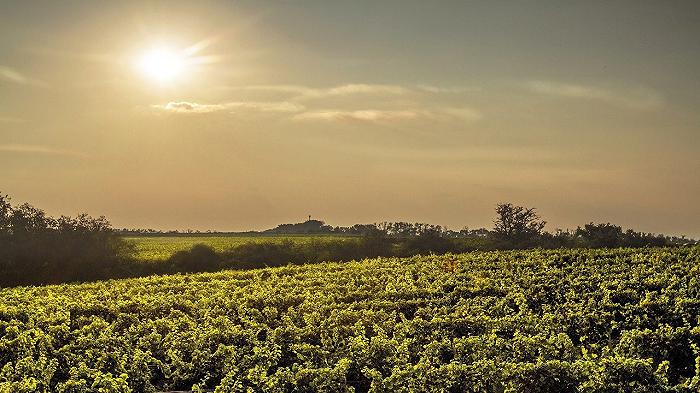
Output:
[
  {"xmin": 124, "ymin": 234, "xmax": 357, "ymax": 261},
  {"xmin": 1, "ymin": 247, "xmax": 699, "ymax": 392}
]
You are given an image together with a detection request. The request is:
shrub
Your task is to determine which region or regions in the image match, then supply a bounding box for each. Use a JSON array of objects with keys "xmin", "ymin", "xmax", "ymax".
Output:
[{"xmin": 169, "ymin": 244, "xmax": 222, "ymax": 273}]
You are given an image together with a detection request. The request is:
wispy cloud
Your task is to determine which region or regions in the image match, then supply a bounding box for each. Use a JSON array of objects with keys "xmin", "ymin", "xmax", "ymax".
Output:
[
  {"xmin": 527, "ymin": 80, "xmax": 663, "ymax": 110},
  {"xmin": 154, "ymin": 83, "xmax": 480, "ymax": 122},
  {"xmin": 293, "ymin": 110, "xmax": 419, "ymax": 122},
  {"xmin": 0, "ymin": 66, "xmax": 47, "ymax": 87},
  {"xmin": 153, "ymin": 101, "xmax": 305, "ymax": 114},
  {"xmin": 0, "ymin": 144, "xmax": 85, "ymax": 157},
  {"xmin": 230, "ymin": 83, "xmax": 409, "ymax": 100},
  {"xmin": 320, "ymin": 84, "xmax": 409, "ymax": 97},
  {"xmin": 226, "ymin": 83, "xmax": 474, "ymax": 100},
  {"xmin": 227, "ymin": 102, "xmax": 304, "ymax": 113},
  {"xmin": 293, "ymin": 107, "xmax": 481, "ymax": 123},
  {"xmin": 415, "ymin": 85, "xmax": 479, "ymax": 94},
  {"xmin": 155, "ymin": 102, "xmax": 226, "ymax": 113}
]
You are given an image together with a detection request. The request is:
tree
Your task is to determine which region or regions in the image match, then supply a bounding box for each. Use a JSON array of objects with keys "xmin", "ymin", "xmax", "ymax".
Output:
[
  {"xmin": 0, "ymin": 193, "xmax": 132, "ymax": 286},
  {"xmin": 492, "ymin": 203, "xmax": 546, "ymax": 247},
  {"xmin": 0, "ymin": 193, "xmax": 11, "ymax": 234},
  {"xmin": 575, "ymin": 223, "xmax": 623, "ymax": 248}
]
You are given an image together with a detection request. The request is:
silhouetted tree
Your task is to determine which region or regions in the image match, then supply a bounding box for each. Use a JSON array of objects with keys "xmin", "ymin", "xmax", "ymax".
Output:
[
  {"xmin": 575, "ymin": 223, "xmax": 625, "ymax": 248},
  {"xmin": 492, "ymin": 203, "xmax": 547, "ymax": 248},
  {"xmin": 0, "ymin": 192, "xmax": 132, "ymax": 286},
  {"xmin": 0, "ymin": 193, "xmax": 12, "ymax": 233}
]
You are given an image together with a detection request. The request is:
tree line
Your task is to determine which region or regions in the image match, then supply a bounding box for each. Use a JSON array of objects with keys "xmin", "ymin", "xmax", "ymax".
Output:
[
  {"xmin": 0, "ymin": 193, "xmax": 132, "ymax": 286},
  {"xmin": 0, "ymin": 193, "xmax": 696, "ymax": 287}
]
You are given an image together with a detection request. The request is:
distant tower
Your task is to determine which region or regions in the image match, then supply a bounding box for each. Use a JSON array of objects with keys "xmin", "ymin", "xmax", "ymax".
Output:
[{"xmin": 308, "ymin": 215, "xmax": 311, "ymax": 222}]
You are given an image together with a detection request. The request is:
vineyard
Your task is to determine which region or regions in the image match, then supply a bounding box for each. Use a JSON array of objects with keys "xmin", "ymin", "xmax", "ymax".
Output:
[{"xmin": 1, "ymin": 247, "xmax": 699, "ymax": 392}]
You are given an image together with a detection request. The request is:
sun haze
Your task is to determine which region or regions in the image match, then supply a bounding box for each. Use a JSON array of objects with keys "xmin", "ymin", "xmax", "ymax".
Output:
[
  {"xmin": 1, "ymin": 1, "xmax": 699, "ymax": 237},
  {"xmin": 137, "ymin": 48, "xmax": 187, "ymax": 83}
]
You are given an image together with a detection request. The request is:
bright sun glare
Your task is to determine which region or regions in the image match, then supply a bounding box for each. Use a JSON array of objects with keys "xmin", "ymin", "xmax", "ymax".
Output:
[
  {"xmin": 134, "ymin": 39, "xmax": 217, "ymax": 85},
  {"xmin": 138, "ymin": 48, "xmax": 188, "ymax": 83}
]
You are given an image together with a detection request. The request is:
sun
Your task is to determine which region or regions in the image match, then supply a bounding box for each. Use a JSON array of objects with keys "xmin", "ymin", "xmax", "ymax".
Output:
[
  {"xmin": 133, "ymin": 39, "xmax": 218, "ymax": 85},
  {"xmin": 137, "ymin": 48, "xmax": 188, "ymax": 83}
]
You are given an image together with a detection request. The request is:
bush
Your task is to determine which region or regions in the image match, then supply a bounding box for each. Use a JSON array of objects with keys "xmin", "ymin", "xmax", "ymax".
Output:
[
  {"xmin": 222, "ymin": 240, "xmax": 303, "ymax": 269},
  {"xmin": 169, "ymin": 244, "xmax": 222, "ymax": 273},
  {"xmin": 396, "ymin": 233, "xmax": 455, "ymax": 256},
  {"xmin": 221, "ymin": 238, "xmax": 387, "ymax": 270}
]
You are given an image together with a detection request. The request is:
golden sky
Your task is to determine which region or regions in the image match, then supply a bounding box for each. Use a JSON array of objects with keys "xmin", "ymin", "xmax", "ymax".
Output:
[{"xmin": 1, "ymin": 1, "xmax": 699, "ymax": 236}]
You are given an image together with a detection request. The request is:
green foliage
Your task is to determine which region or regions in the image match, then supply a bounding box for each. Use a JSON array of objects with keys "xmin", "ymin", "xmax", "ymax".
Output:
[
  {"xmin": 1, "ymin": 247, "xmax": 699, "ymax": 391},
  {"xmin": 125, "ymin": 235, "xmax": 356, "ymax": 261}
]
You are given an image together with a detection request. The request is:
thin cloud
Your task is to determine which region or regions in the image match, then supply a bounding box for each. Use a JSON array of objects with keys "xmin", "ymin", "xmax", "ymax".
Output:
[
  {"xmin": 0, "ymin": 66, "xmax": 47, "ymax": 87},
  {"xmin": 527, "ymin": 80, "xmax": 663, "ymax": 110},
  {"xmin": 174, "ymin": 83, "xmax": 481, "ymax": 122},
  {"xmin": 293, "ymin": 110, "xmax": 420, "ymax": 122},
  {"xmin": 415, "ymin": 85, "xmax": 479, "ymax": 94},
  {"xmin": 153, "ymin": 101, "xmax": 305, "ymax": 114},
  {"xmin": 226, "ymin": 101, "xmax": 305, "ymax": 113},
  {"xmin": 227, "ymin": 83, "xmax": 427, "ymax": 99},
  {"xmin": 321, "ymin": 84, "xmax": 409, "ymax": 97},
  {"xmin": 293, "ymin": 107, "xmax": 481, "ymax": 123},
  {"xmin": 156, "ymin": 102, "xmax": 227, "ymax": 113},
  {"xmin": 0, "ymin": 144, "xmax": 85, "ymax": 157}
]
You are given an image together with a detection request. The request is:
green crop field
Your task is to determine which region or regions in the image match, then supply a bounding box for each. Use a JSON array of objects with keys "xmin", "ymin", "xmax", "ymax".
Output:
[
  {"xmin": 1, "ymin": 247, "xmax": 700, "ymax": 392},
  {"xmin": 124, "ymin": 235, "xmax": 357, "ymax": 261}
]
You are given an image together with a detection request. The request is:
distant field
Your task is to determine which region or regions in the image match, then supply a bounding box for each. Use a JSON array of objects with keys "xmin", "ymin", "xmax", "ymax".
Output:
[{"xmin": 124, "ymin": 234, "xmax": 357, "ymax": 261}]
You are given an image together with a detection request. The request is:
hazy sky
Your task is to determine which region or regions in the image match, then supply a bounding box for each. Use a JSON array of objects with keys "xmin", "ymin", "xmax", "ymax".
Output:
[{"xmin": 1, "ymin": 1, "xmax": 699, "ymax": 236}]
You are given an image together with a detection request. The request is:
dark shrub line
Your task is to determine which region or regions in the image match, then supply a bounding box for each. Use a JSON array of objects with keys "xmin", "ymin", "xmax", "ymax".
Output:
[{"xmin": 1, "ymin": 194, "xmax": 696, "ymax": 287}]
